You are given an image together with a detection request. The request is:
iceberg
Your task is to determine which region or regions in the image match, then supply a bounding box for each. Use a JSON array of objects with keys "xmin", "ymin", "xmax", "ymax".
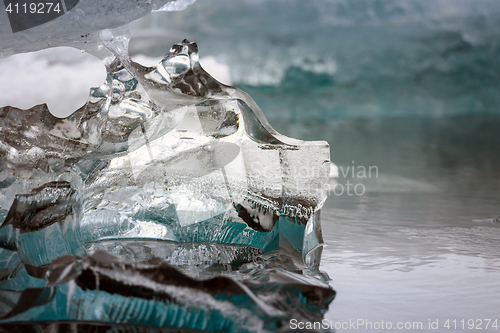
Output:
[{"xmin": 0, "ymin": 0, "xmax": 334, "ymax": 331}]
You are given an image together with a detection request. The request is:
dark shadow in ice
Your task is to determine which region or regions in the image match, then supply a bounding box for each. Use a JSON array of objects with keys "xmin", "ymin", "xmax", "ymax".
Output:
[{"xmin": 0, "ymin": 250, "xmax": 335, "ymax": 332}]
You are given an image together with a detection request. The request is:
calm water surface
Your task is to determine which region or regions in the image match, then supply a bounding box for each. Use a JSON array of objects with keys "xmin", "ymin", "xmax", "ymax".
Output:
[{"xmin": 273, "ymin": 116, "xmax": 500, "ymax": 332}]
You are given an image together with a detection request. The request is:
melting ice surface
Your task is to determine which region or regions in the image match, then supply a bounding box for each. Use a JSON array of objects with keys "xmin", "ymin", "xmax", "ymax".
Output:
[{"xmin": 0, "ymin": 0, "xmax": 334, "ymax": 331}]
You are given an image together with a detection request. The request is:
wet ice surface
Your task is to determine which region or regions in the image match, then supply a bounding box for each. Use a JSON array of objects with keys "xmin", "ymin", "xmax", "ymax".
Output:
[
  {"xmin": 0, "ymin": 19, "xmax": 333, "ymax": 330},
  {"xmin": 272, "ymin": 116, "xmax": 500, "ymax": 332}
]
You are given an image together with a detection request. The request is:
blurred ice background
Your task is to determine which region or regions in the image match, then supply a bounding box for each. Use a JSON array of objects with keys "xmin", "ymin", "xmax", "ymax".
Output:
[
  {"xmin": 131, "ymin": 0, "xmax": 500, "ymax": 118},
  {"xmin": 1, "ymin": 0, "xmax": 500, "ymax": 331}
]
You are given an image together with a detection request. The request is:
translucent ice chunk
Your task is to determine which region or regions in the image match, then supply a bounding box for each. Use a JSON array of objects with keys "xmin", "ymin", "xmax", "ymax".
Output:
[
  {"xmin": 0, "ymin": 9, "xmax": 333, "ymax": 330},
  {"xmin": 0, "ymin": 0, "xmax": 196, "ymax": 57},
  {"xmin": 0, "ymin": 35, "xmax": 329, "ymax": 271}
]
